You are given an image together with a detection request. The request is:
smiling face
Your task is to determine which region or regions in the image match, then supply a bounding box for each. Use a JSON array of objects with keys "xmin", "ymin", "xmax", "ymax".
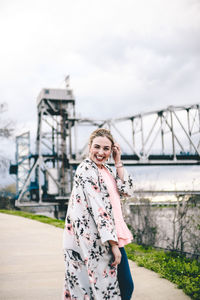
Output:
[{"xmin": 89, "ymin": 136, "xmax": 112, "ymax": 167}]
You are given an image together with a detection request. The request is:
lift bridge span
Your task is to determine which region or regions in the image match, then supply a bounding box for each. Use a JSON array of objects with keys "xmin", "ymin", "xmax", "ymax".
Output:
[{"xmin": 10, "ymin": 82, "xmax": 200, "ymax": 210}]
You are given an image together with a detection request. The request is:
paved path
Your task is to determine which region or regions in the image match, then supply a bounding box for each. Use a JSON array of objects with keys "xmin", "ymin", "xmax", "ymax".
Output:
[{"xmin": 0, "ymin": 213, "xmax": 191, "ymax": 300}]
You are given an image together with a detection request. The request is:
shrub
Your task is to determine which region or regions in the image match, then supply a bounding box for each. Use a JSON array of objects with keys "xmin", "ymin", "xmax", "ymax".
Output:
[{"xmin": 125, "ymin": 243, "xmax": 200, "ymax": 300}]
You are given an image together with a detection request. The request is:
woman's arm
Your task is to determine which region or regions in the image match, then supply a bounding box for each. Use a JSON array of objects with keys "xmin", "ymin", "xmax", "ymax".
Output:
[
  {"xmin": 112, "ymin": 143, "xmax": 134, "ymax": 197},
  {"xmin": 77, "ymin": 164, "xmax": 118, "ymax": 245},
  {"xmin": 115, "ymin": 161, "xmax": 124, "ymax": 181}
]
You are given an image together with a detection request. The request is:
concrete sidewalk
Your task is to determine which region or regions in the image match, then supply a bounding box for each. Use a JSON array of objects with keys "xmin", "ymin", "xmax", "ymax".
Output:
[{"xmin": 0, "ymin": 213, "xmax": 190, "ymax": 300}]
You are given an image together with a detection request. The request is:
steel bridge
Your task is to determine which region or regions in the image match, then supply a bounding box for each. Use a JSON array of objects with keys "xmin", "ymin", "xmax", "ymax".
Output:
[
  {"xmin": 9, "ymin": 79, "xmax": 200, "ymax": 208},
  {"xmin": 73, "ymin": 104, "xmax": 200, "ymax": 166}
]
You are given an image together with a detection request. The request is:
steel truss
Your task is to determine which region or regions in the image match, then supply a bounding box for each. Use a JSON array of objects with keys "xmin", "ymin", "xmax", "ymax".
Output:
[
  {"xmin": 72, "ymin": 104, "xmax": 200, "ymax": 166},
  {"xmin": 15, "ymin": 83, "xmax": 76, "ymax": 205},
  {"xmin": 15, "ymin": 132, "xmax": 31, "ymax": 194}
]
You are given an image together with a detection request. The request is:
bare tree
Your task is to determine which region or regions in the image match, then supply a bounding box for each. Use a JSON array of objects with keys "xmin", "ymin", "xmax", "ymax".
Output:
[
  {"xmin": 169, "ymin": 195, "xmax": 189, "ymax": 252},
  {"xmin": 0, "ymin": 103, "xmax": 13, "ymax": 137},
  {"xmin": 123, "ymin": 195, "xmax": 157, "ymax": 246},
  {"xmin": 0, "ymin": 103, "xmax": 14, "ymax": 171},
  {"xmin": 162, "ymin": 194, "xmax": 200, "ymax": 256}
]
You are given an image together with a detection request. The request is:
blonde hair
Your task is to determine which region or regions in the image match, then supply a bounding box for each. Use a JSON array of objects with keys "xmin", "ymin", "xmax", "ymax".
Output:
[{"xmin": 89, "ymin": 128, "xmax": 114, "ymax": 146}]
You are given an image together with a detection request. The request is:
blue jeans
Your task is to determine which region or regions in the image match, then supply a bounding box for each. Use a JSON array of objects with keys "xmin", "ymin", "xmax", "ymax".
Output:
[{"xmin": 117, "ymin": 247, "xmax": 134, "ymax": 300}]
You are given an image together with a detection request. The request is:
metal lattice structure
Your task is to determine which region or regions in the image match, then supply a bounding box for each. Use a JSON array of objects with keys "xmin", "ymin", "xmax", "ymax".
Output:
[
  {"xmin": 73, "ymin": 104, "xmax": 200, "ymax": 166},
  {"xmin": 15, "ymin": 81, "xmax": 76, "ymax": 205},
  {"xmin": 11, "ymin": 80, "xmax": 200, "ymax": 206},
  {"xmin": 15, "ymin": 132, "xmax": 31, "ymax": 194}
]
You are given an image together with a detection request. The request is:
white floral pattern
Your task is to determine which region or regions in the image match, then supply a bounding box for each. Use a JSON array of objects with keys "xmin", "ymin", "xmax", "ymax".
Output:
[{"xmin": 63, "ymin": 158, "xmax": 134, "ymax": 299}]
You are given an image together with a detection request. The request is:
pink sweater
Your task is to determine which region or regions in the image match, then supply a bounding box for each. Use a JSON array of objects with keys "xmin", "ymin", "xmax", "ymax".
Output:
[{"xmin": 99, "ymin": 166, "xmax": 133, "ymax": 247}]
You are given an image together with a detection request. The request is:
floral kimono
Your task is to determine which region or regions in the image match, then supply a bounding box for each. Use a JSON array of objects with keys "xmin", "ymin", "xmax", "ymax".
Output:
[{"xmin": 63, "ymin": 158, "xmax": 134, "ymax": 300}]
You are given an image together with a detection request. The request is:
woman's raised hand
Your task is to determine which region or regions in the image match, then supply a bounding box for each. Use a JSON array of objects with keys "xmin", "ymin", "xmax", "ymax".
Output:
[{"xmin": 112, "ymin": 143, "xmax": 121, "ymax": 165}]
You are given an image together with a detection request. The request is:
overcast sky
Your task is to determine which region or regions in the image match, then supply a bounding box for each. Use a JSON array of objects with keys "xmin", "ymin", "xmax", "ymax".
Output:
[{"xmin": 0, "ymin": 0, "xmax": 200, "ymax": 189}]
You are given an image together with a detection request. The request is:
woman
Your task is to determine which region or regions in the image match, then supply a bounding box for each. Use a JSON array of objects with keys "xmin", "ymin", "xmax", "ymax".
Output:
[{"xmin": 63, "ymin": 128, "xmax": 134, "ymax": 300}]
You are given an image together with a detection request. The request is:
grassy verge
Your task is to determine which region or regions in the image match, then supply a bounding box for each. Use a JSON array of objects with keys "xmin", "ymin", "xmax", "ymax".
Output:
[
  {"xmin": 125, "ymin": 243, "xmax": 200, "ymax": 300},
  {"xmin": 1, "ymin": 209, "xmax": 199, "ymax": 299},
  {"xmin": 0, "ymin": 209, "xmax": 65, "ymax": 229}
]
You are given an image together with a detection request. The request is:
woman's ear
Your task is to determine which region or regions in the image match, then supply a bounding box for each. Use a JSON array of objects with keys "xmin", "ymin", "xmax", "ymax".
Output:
[
  {"xmin": 107, "ymin": 155, "xmax": 111, "ymax": 163},
  {"xmin": 88, "ymin": 144, "xmax": 91, "ymax": 155}
]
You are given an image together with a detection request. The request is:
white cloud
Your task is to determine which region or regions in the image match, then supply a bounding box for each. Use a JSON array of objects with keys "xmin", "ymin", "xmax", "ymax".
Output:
[
  {"xmin": 0, "ymin": 0, "xmax": 200, "ymax": 187},
  {"xmin": 0, "ymin": 0, "xmax": 199, "ymax": 120}
]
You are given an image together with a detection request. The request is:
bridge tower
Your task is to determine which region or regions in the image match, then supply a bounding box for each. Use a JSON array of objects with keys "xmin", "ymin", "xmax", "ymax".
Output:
[
  {"xmin": 16, "ymin": 78, "xmax": 76, "ymax": 205},
  {"xmin": 16, "ymin": 132, "xmax": 31, "ymax": 195}
]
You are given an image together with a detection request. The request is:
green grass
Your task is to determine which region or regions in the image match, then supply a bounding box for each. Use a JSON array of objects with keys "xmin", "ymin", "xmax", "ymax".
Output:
[
  {"xmin": 0, "ymin": 209, "xmax": 65, "ymax": 229},
  {"xmin": 125, "ymin": 243, "xmax": 200, "ymax": 300},
  {"xmin": 1, "ymin": 209, "xmax": 199, "ymax": 299}
]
